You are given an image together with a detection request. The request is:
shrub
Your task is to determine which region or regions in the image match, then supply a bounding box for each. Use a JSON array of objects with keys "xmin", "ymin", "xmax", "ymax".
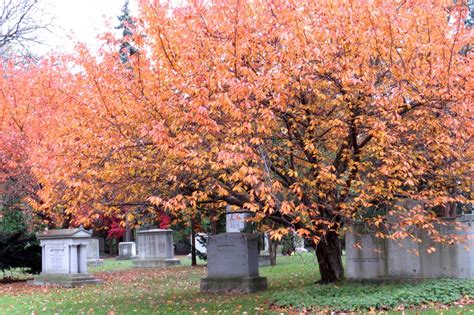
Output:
[{"xmin": 0, "ymin": 210, "xmax": 41, "ymax": 275}]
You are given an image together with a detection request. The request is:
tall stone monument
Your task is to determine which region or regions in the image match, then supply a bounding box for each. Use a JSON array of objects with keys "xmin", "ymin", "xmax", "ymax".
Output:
[
  {"xmin": 133, "ymin": 229, "xmax": 181, "ymax": 268},
  {"xmin": 117, "ymin": 242, "xmax": 138, "ymax": 260},
  {"xmin": 28, "ymin": 227, "xmax": 103, "ymax": 287},
  {"xmin": 201, "ymin": 233, "xmax": 268, "ymax": 293}
]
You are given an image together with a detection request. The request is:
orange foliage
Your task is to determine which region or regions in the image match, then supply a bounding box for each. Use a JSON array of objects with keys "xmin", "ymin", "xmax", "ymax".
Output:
[{"xmin": 1, "ymin": 0, "xmax": 472, "ymax": 281}]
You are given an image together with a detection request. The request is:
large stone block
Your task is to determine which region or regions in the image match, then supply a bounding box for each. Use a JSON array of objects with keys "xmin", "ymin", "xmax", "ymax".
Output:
[
  {"xmin": 28, "ymin": 227, "xmax": 103, "ymax": 287},
  {"xmin": 85, "ymin": 238, "xmax": 104, "ymax": 267},
  {"xmin": 133, "ymin": 229, "xmax": 181, "ymax": 268},
  {"xmin": 346, "ymin": 214, "xmax": 474, "ymax": 280},
  {"xmin": 201, "ymin": 233, "xmax": 267, "ymax": 293}
]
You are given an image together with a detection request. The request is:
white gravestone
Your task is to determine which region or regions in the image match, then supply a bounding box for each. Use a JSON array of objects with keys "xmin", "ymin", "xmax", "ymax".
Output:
[
  {"xmin": 28, "ymin": 227, "xmax": 103, "ymax": 287},
  {"xmin": 117, "ymin": 242, "xmax": 138, "ymax": 260},
  {"xmin": 201, "ymin": 233, "xmax": 267, "ymax": 293},
  {"xmin": 259, "ymin": 233, "xmax": 271, "ymax": 267},
  {"xmin": 133, "ymin": 229, "xmax": 181, "ymax": 268},
  {"xmin": 295, "ymin": 234, "xmax": 309, "ymax": 253},
  {"xmin": 226, "ymin": 206, "xmax": 251, "ymax": 233}
]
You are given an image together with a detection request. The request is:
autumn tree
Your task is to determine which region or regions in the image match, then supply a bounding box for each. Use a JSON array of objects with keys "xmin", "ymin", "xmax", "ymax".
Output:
[{"xmin": 30, "ymin": 0, "xmax": 473, "ymax": 283}]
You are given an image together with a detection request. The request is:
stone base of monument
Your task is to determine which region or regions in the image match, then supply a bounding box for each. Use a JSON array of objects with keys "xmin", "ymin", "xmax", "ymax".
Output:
[
  {"xmin": 201, "ymin": 276, "xmax": 267, "ymax": 293},
  {"xmin": 87, "ymin": 259, "xmax": 104, "ymax": 267},
  {"xmin": 132, "ymin": 258, "xmax": 181, "ymax": 268},
  {"xmin": 258, "ymin": 254, "xmax": 271, "ymax": 267},
  {"xmin": 28, "ymin": 274, "xmax": 103, "ymax": 288}
]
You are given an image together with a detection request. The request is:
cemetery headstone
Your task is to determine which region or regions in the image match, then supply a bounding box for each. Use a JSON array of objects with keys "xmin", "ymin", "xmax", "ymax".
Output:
[
  {"xmin": 117, "ymin": 242, "xmax": 138, "ymax": 260},
  {"xmin": 346, "ymin": 213, "xmax": 474, "ymax": 280},
  {"xmin": 133, "ymin": 229, "xmax": 181, "ymax": 268},
  {"xmin": 28, "ymin": 227, "xmax": 103, "ymax": 287},
  {"xmin": 200, "ymin": 233, "xmax": 267, "ymax": 293},
  {"xmin": 295, "ymin": 235, "xmax": 308, "ymax": 253},
  {"xmin": 86, "ymin": 238, "xmax": 104, "ymax": 266},
  {"xmin": 225, "ymin": 205, "xmax": 250, "ymax": 233},
  {"xmin": 259, "ymin": 233, "xmax": 271, "ymax": 267}
]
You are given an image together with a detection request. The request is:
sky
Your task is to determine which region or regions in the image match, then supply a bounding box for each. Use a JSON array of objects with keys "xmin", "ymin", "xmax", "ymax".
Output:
[{"xmin": 33, "ymin": 0, "xmax": 139, "ymax": 55}]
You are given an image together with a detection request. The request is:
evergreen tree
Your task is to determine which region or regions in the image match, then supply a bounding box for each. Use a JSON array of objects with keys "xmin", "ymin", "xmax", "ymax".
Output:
[{"xmin": 116, "ymin": 0, "xmax": 138, "ymax": 63}]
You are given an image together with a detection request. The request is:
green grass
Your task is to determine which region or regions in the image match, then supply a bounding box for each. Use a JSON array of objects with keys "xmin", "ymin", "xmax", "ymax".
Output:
[{"xmin": 0, "ymin": 254, "xmax": 472, "ymax": 314}]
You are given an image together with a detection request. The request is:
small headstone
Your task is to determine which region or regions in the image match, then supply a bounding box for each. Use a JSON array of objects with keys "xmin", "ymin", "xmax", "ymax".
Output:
[
  {"xmin": 117, "ymin": 242, "xmax": 138, "ymax": 260},
  {"xmin": 295, "ymin": 235, "xmax": 308, "ymax": 253},
  {"xmin": 132, "ymin": 229, "xmax": 181, "ymax": 268},
  {"xmin": 259, "ymin": 233, "xmax": 271, "ymax": 267},
  {"xmin": 200, "ymin": 233, "xmax": 267, "ymax": 293},
  {"xmin": 28, "ymin": 227, "xmax": 103, "ymax": 287},
  {"xmin": 86, "ymin": 238, "xmax": 104, "ymax": 266},
  {"xmin": 225, "ymin": 206, "xmax": 250, "ymax": 233}
]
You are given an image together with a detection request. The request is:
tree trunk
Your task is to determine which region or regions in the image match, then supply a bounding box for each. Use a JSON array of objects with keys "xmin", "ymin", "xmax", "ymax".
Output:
[
  {"xmin": 315, "ymin": 230, "xmax": 344, "ymax": 284},
  {"xmin": 190, "ymin": 218, "xmax": 197, "ymax": 266},
  {"xmin": 268, "ymin": 237, "xmax": 277, "ymax": 266}
]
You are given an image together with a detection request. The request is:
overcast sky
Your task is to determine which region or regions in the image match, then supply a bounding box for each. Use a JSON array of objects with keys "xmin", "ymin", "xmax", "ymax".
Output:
[{"xmin": 34, "ymin": 0, "xmax": 139, "ymax": 55}]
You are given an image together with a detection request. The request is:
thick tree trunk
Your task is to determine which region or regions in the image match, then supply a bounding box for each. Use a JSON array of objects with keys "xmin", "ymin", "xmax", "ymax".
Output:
[{"xmin": 315, "ymin": 231, "xmax": 344, "ymax": 284}]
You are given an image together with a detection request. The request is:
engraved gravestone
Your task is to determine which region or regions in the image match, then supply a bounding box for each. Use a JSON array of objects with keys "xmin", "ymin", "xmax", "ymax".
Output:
[
  {"xmin": 346, "ymin": 214, "xmax": 474, "ymax": 280},
  {"xmin": 201, "ymin": 233, "xmax": 267, "ymax": 293},
  {"xmin": 226, "ymin": 206, "xmax": 250, "ymax": 233},
  {"xmin": 117, "ymin": 242, "xmax": 138, "ymax": 260},
  {"xmin": 85, "ymin": 238, "xmax": 104, "ymax": 266},
  {"xmin": 28, "ymin": 227, "xmax": 103, "ymax": 287},
  {"xmin": 133, "ymin": 229, "xmax": 181, "ymax": 268}
]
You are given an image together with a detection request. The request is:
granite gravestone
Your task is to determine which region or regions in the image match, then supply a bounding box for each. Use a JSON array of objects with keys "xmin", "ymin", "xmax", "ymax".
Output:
[
  {"xmin": 133, "ymin": 229, "xmax": 181, "ymax": 268},
  {"xmin": 117, "ymin": 242, "xmax": 138, "ymax": 260},
  {"xmin": 258, "ymin": 233, "xmax": 271, "ymax": 267},
  {"xmin": 85, "ymin": 238, "xmax": 104, "ymax": 266},
  {"xmin": 346, "ymin": 214, "xmax": 474, "ymax": 280},
  {"xmin": 28, "ymin": 227, "xmax": 103, "ymax": 287},
  {"xmin": 225, "ymin": 206, "xmax": 250, "ymax": 233},
  {"xmin": 201, "ymin": 233, "xmax": 267, "ymax": 293}
]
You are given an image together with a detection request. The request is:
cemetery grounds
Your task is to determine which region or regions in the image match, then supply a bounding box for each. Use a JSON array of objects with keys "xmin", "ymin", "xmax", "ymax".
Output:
[{"xmin": 0, "ymin": 253, "xmax": 473, "ymax": 314}]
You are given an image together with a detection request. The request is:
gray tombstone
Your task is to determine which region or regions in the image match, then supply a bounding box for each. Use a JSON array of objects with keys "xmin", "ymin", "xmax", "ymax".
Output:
[
  {"xmin": 117, "ymin": 242, "xmax": 138, "ymax": 260},
  {"xmin": 85, "ymin": 238, "xmax": 104, "ymax": 266},
  {"xmin": 346, "ymin": 214, "xmax": 474, "ymax": 280},
  {"xmin": 258, "ymin": 233, "xmax": 271, "ymax": 267},
  {"xmin": 132, "ymin": 229, "xmax": 181, "ymax": 268},
  {"xmin": 201, "ymin": 233, "xmax": 267, "ymax": 293},
  {"xmin": 226, "ymin": 206, "xmax": 250, "ymax": 233},
  {"xmin": 98, "ymin": 237, "xmax": 105, "ymax": 254},
  {"xmin": 28, "ymin": 227, "xmax": 103, "ymax": 287}
]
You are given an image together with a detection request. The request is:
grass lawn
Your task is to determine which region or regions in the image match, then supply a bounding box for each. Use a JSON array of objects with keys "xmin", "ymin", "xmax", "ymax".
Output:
[{"xmin": 0, "ymin": 254, "xmax": 472, "ymax": 314}]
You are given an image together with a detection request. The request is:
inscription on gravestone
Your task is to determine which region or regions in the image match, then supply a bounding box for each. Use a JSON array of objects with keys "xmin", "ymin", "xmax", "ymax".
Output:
[{"xmin": 46, "ymin": 245, "xmax": 68, "ymax": 273}]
